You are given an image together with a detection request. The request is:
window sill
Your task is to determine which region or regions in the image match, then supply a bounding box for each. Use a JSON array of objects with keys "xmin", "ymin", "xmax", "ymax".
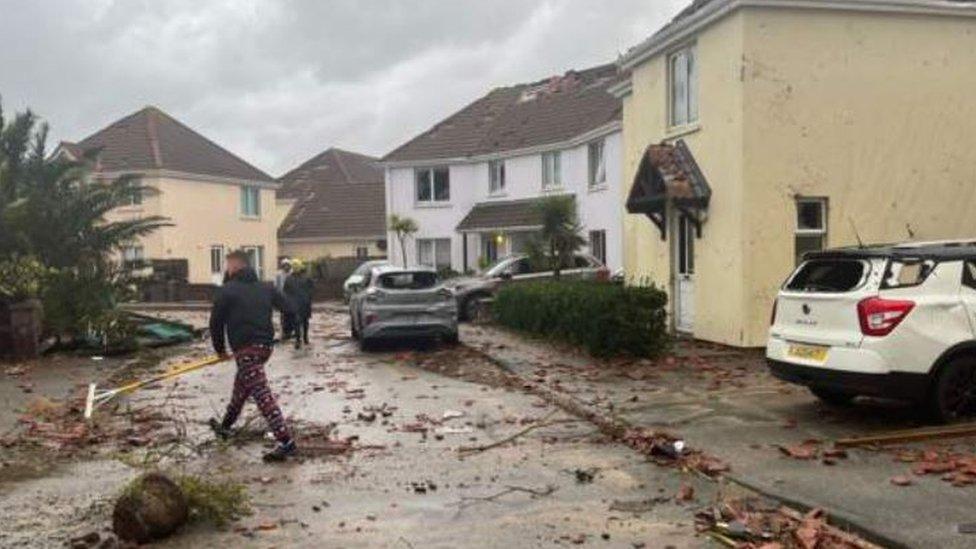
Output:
[
  {"xmin": 587, "ymin": 184, "xmax": 609, "ymax": 194},
  {"xmin": 487, "ymin": 192, "xmax": 508, "ymax": 199},
  {"xmin": 541, "ymin": 185, "xmax": 564, "ymax": 193},
  {"xmin": 415, "ymin": 202, "xmax": 452, "ymax": 209},
  {"xmin": 665, "ymin": 122, "xmax": 701, "ymax": 140},
  {"xmin": 240, "ymin": 215, "xmax": 262, "ymax": 221}
]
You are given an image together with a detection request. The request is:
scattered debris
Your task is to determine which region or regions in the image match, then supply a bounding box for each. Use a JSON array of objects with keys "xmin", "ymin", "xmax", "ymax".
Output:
[
  {"xmin": 572, "ymin": 468, "xmax": 597, "ymax": 484},
  {"xmin": 458, "ymin": 410, "xmax": 559, "ymax": 455},
  {"xmin": 695, "ymin": 498, "xmax": 883, "ymax": 548}
]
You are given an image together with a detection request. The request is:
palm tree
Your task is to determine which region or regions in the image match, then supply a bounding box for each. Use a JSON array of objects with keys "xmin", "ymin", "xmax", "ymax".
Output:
[
  {"xmin": 0, "ymin": 99, "xmax": 170, "ymax": 270},
  {"xmin": 535, "ymin": 195, "xmax": 586, "ymax": 279},
  {"xmin": 389, "ymin": 214, "xmax": 419, "ymax": 268},
  {"xmin": 0, "ymin": 99, "xmax": 170, "ymax": 339}
]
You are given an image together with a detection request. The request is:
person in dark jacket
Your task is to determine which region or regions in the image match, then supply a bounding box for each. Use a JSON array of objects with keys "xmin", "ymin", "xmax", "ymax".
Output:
[
  {"xmin": 283, "ymin": 262, "xmax": 314, "ymax": 349},
  {"xmin": 208, "ymin": 250, "xmax": 298, "ymax": 462}
]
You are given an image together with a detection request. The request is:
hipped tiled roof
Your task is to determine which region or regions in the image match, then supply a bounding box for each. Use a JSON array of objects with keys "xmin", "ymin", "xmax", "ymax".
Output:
[
  {"xmin": 277, "ymin": 148, "xmax": 386, "ymax": 240},
  {"xmin": 63, "ymin": 106, "xmax": 273, "ymax": 182}
]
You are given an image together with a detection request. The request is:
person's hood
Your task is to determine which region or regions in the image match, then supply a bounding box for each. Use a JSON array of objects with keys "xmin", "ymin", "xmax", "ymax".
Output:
[{"xmin": 226, "ymin": 267, "xmax": 260, "ymax": 284}]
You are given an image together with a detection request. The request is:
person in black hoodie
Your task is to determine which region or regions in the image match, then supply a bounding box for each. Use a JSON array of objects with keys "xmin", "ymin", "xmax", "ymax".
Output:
[
  {"xmin": 283, "ymin": 262, "xmax": 314, "ymax": 349},
  {"xmin": 208, "ymin": 250, "xmax": 298, "ymax": 462}
]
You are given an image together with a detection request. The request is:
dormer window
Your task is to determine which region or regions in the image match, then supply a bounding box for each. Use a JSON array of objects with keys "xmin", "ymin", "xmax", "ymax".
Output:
[{"xmin": 668, "ymin": 44, "xmax": 699, "ymax": 128}]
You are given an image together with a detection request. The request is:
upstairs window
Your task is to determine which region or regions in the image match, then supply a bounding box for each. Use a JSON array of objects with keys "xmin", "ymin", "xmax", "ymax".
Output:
[
  {"xmin": 241, "ymin": 186, "xmax": 261, "ymax": 217},
  {"xmin": 588, "ymin": 139, "xmax": 606, "ymax": 188},
  {"xmin": 669, "ymin": 44, "xmax": 698, "ymax": 127},
  {"xmin": 121, "ymin": 187, "xmax": 143, "ymax": 207},
  {"xmin": 488, "ymin": 160, "xmax": 506, "ymax": 195},
  {"xmin": 542, "ymin": 151, "xmax": 562, "ymax": 188},
  {"xmin": 416, "ymin": 167, "xmax": 450, "ymax": 204},
  {"xmin": 795, "ymin": 197, "xmax": 828, "ymax": 266}
]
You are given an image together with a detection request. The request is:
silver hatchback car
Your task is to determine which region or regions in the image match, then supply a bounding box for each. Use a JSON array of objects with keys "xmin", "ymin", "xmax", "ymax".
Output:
[{"xmin": 349, "ymin": 265, "xmax": 459, "ymax": 351}]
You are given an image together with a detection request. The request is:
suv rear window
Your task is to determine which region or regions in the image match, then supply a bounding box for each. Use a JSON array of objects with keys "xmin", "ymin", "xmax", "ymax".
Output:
[
  {"xmin": 379, "ymin": 272, "xmax": 439, "ymax": 290},
  {"xmin": 786, "ymin": 259, "xmax": 866, "ymax": 293},
  {"xmin": 882, "ymin": 259, "xmax": 935, "ymax": 289}
]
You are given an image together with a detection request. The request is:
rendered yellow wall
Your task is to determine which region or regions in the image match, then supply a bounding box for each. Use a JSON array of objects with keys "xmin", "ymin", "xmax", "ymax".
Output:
[
  {"xmin": 622, "ymin": 12, "xmax": 748, "ymax": 345},
  {"xmin": 279, "ymin": 239, "xmax": 386, "ymax": 261},
  {"xmin": 740, "ymin": 8, "xmax": 976, "ymax": 346},
  {"xmin": 108, "ymin": 176, "xmax": 279, "ymax": 283}
]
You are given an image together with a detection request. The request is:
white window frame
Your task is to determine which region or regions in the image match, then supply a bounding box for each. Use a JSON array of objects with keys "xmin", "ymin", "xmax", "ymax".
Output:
[
  {"xmin": 415, "ymin": 167, "xmax": 451, "ymax": 205},
  {"xmin": 122, "ymin": 245, "xmax": 144, "ymax": 263},
  {"xmin": 210, "ymin": 245, "xmax": 225, "ymax": 274},
  {"xmin": 542, "ymin": 151, "xmax": 562, "ymax": 189},
  {"xmin": 795, "ymin": 197, "xmax": 828, "ymax": 266},
  {"xmin": 121, "ymin": 187, "xmax": 143, "ymax": 207},
  {"xmin": 668, "ymin": 44, "xmax": 699, "ymax": 128},
  {"xmin": 589, "ymin": 230, "xmax": 607, "ymax": 266},
  {"xmin": 796, "ymin": 197, "xmax": 828, "ymax": 236},
  {"xmin": 488, "ymin": 160, "xmax": 506, "ymax": 195},
  {"xmin": 588, "ymin": 139, "xmax": 607, "ymax": 188},
  {"xmin": 416, "ymin": 238, "xmax": 452, "ymax": 271},
  {"xmin": 240, "ymin": 186, "xmax": 261, "ymax": 218},
  {"xmin": 242, "ymin": 245, "xmax": 264, "ymax": 279}
]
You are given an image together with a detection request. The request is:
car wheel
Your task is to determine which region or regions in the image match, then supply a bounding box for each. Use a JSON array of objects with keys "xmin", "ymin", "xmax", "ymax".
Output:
[
  {"xmin": 359, "ymin": 337, "xmax": 373, "ymax": 353},
  {"xmin": 462, "ymin": 296, "xmax": 483, "ymax": 322},
  {"xmin": 809, "ymin": 387, "xmax": 856, "ymax": 406},
  {"xmin": 928, "ymin": 357, "xmax": 976, "ymax": 423}
]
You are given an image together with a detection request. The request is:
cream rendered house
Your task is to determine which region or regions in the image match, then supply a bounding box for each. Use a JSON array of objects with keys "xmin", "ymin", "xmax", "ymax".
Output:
[
  {"xmin": 615, "ymin": 0, "xmax": 976, "ymax": 347},
  {"xmin": 57, "ymin": 106, "xmax": 279, "ymax": 284}
]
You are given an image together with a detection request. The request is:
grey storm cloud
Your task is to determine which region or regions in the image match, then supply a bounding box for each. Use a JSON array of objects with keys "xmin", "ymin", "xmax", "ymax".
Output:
[{"xmin": 0, "ymin": 0, "xmax": 687, "ymax": 175}]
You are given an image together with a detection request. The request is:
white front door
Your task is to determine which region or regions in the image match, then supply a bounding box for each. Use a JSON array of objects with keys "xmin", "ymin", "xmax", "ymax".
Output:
[{"xmin": 674, "ymin": 214, "xmax": 695, "ymax": 333}]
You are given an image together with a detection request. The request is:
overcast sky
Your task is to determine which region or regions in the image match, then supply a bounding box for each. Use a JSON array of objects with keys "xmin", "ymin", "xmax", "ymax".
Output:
[{"xmin": 0, "ymin": 0, "xmax": 686, "ymax": 176}]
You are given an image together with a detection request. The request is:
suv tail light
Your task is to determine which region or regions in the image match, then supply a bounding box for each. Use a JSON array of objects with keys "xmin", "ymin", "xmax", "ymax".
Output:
[
  {"xmin": 596, "ymin": 266, "xmax": 610, "ymax": 282},
  {"xmin": 857, "ymin": 297, "xmax": 915, "ymax": 337}
]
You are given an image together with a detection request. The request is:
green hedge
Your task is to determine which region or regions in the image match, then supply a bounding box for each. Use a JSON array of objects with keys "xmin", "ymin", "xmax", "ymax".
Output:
[{"xmin": 493, "ymin": 281, "xmax": 670, "ymax": 358}]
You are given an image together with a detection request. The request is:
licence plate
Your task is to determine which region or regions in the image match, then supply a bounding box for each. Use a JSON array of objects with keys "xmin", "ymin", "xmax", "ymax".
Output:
[{"xmin": 788, "ymin": 344, "xmax": 829, "ymax": 363}]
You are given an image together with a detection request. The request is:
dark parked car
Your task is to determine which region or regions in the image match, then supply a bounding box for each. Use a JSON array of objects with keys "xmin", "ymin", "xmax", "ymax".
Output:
[{"xmin": 448, "ymin": 253, "xmax": 608, "ymax": 321}]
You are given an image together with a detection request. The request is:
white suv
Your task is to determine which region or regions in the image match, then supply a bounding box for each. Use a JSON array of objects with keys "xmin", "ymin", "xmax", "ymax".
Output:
[{"xmin": 767, "ymin": 241, "xmax": 976, "ymax": 422}]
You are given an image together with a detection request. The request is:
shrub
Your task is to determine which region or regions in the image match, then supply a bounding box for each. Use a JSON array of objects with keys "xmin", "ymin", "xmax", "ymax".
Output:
[{"xmin": 493, "ymin": 281, "xmax": 670, "ymax": 358}]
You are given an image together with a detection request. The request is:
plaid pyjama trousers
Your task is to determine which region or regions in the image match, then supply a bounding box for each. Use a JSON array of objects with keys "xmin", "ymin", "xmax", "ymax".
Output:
[{"xmin": 221, "ymin": 346, "xmax": 292, "ymax": 444}]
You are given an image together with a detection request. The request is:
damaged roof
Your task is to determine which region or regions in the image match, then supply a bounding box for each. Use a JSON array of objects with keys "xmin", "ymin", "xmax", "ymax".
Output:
[
  {"xmin": 384, "ymin": 63, "xmax": 623, "ymax": 163},
  {"xmin": 62, "ymin": 106, "xmax": 273, "ymax": 182},
  {"xmin": 277, "ymin": 148, "xmax": 387, "ymax": 240}
]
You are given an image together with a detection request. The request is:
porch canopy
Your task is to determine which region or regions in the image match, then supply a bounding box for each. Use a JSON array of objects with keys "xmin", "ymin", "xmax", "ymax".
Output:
[
  {"xmin": 626, "ymin": 139, "xmax": 711, "ymax": 239},
  {"xmin": 457, "ymin": 197, "xmax": 552, "ymax": 271},
  {"xmin": 456, "ymin": 197, "xmax": 548, "ymax": 233}
]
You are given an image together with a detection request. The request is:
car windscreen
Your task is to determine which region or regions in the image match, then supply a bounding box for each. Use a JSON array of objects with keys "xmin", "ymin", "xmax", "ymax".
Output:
[
  {"xmin": 785, "ymin": 259, "xmax": 866, "ymax": 293},
  {"xmin": 484, "ymin": 257, "xmax": 517, "ymax": 278},
  {"xmin": 378, "ymin": 272, "xmax": 439, "ymax": 290}
]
